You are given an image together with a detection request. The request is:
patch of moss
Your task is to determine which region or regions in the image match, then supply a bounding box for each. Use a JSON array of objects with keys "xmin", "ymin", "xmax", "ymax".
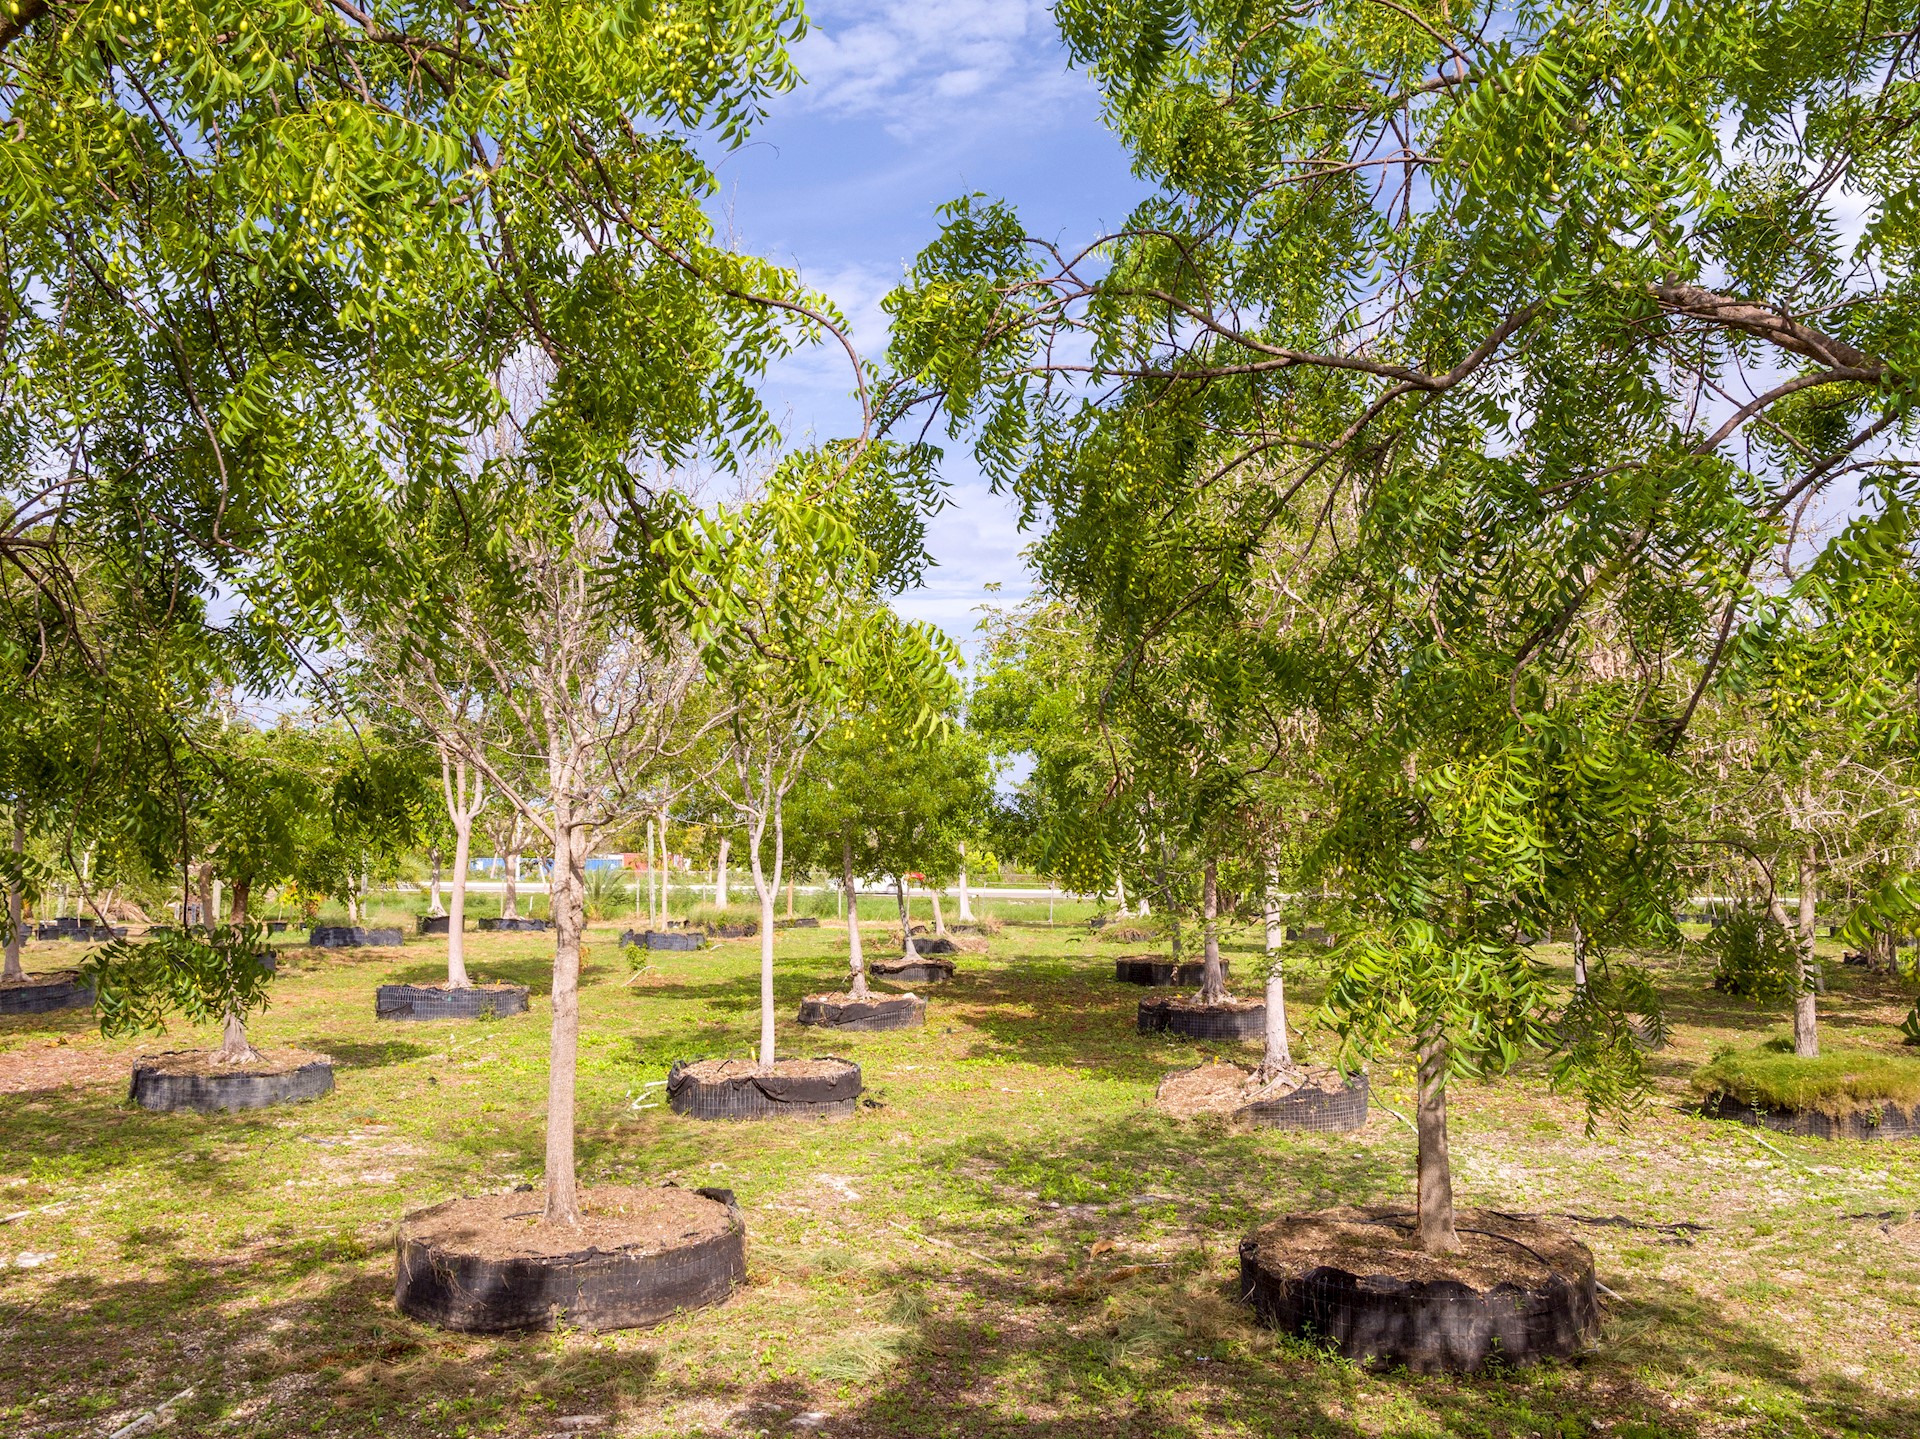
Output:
[{"xmin": 1693, "ymin": 1038, "xmax": 1920, "ymax": 1117}]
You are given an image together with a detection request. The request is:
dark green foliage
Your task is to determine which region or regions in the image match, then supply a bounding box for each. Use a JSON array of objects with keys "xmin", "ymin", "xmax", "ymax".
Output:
[
  {"xmin": 1708, "ymin": 909, "xmax": 1802, "ymax": 1004},
  {"xmin": 81, "ymin": 924, "xmax": 276, "ymax": 1041}
]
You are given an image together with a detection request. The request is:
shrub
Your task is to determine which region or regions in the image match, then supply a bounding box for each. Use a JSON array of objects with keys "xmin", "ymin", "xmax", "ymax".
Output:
[
  {"xmin": 1098, "ymin": 922, "xmax": 1164, "ymax": 945},
  {"xmin": 803, "ymin": 887, "xmax": 841, "ymax": 918},
  {"xmin": 1694, "ymin": 1039, "xmax": 1920, "ymax": 1116},
  {"xmin": 583, "ymin": 867, "xmax": 633, "ymax": 921}
]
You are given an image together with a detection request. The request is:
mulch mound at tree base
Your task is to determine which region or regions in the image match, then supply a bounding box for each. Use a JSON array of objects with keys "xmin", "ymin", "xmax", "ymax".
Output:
[
  {"xmin": 1239, "ymin": 1206, "xmax": 1600, "ymax": 1373},
  {"xmin": 1114, "ymin": 955, "xmax": 1231, "ymax": 986},
  {"xmin": 130, "ymin": 1048, "xmax": 334, "ymax": 1113},
  {"xmin": 375, "ymin": 982, "xmax": 531, "ymax": 1022},
  {"xmin": 1702, "ymin": 1093, "xmax": 1920, "ymax": 1141},
  {"xmin": 1156, "ymin": 1062, "xmax": 1369, "ymax": 1131},
  {"xmin": 395, "ymin": 1185, "xmax": 745, "ymax": 1333},
  {"xmin": 0, "ymin": 971, "xmax": 94, "ymax": 1016},
  {"xmin": 871, "ymin": 956, "xmax": 955, "ymax": 984},
  {"xmin": 667, "ymin": 1057, "xmax": 862, "ymax": 1121},
  {"xmin": 620, "ymin": 929, "xmax": 703, "ymax": 952},
  {"xmin": 796, "ymin": 992, "xmax": 926, "ymax": 1032},
  {"xmin": 1138, "ymin": 995, "xmax": 1266, "ymax": 1041}
]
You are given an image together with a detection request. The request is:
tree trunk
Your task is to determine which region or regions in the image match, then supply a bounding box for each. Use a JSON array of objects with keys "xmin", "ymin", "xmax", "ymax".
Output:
[
  {"xmin": 428, "ymin": 847, "xmax": 446, "ymax": 917},
  {"xmin": 931, "ymin": 890, "xmax": 947, "ymax": 935},
  {"xmin": 957, "ymin": 844, "xmax": 973, "ymax": 921},
  {"xmin": 1571, "ymin": 917, "xmax": 1587, "ymax": 991},
  {"xmin": 228, "ymin": 875, "xmax": 252, "ymax": 928},
  {"xmin": 448, "ymin": 812, "xmax": 473, "ymax": 988},
  {"xmin": 1260, "ymin": 871, "xmax": 1290, "ymax": 1074},
  {"xmin": 843, "ymin": 830, "xmax": 868, "ymax": 999},
  {"xmin": 4, "ymin": 814, "xmax": 23, "ymax": 983},
  {"xmin": 716, "ymin": 833, "xmax": 729, "ymax": 908},
  {"xmin": 1114, "ymin": 870, "xmax": 1129, "ymax": 917},
  {"xmin": 644, "ymin": 819, "xmax": 656, "ymax": 926},
  {"xmin": 751, "ymin": 811, "xmax": 780, "ymax": 1068},
  {"xmin": 896, "ymin": 876, "xmax": 918, "ymax": 958},
  {"xmin": 658, "ymin": 809, "xmax": 671, "ymax": 924},
  {"xmin": 216, "ymin": 1009, "xmax": 259, "ymax": 1065},
  {"xmin": 1793, "ymin": 848, "xmax": 1820, "ymax": 1057},
  {"xmin": 1199, "ymin": 858, "xmax": 1226, "ymax": 1004},
  {"xmin": 1416, "ymin": 1026, "xmax": 1461, "ymax": 1253},
  {"xmin": 544, "ymin": 813, "xmax": 587, "ymax": 1225}
]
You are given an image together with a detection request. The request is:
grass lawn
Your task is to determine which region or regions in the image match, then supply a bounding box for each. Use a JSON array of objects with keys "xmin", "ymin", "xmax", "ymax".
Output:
[{"xmin": 2, "ymin": 906, "xmax": 1918, "ymax": 1438}]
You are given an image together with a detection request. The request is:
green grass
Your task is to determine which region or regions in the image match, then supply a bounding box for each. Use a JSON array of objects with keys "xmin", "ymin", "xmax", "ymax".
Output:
[
  {"xmin": 1693, "ymin": 1038, "xmax": 1920, "ymax": 1115},
  {"xmin": 1, "ymin": 913, "xmax": 1918, "ymax": 1437}
]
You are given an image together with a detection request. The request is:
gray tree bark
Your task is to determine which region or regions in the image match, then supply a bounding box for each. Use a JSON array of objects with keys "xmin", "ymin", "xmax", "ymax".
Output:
[
  {"xmin": 843, "ymin": 830, "xmax": 868, "ymax": 999},
  {"xmin": 1198, "ymin": 858, "xmax": 1227, "ymax": 1005},
  {"xmin": 1416, "ymin": 1027, "xmax": 1461, "ymax": 1253}
]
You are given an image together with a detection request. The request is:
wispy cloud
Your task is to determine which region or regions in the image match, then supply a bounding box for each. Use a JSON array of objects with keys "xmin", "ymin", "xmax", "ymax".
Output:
[{"xmin": 791, "ymin": 0, "xmax": 1083, "ymax": 135}]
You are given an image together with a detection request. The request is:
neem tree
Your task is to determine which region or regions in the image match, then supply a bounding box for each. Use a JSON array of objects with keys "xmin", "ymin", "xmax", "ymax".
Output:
[
  {"xmin": 688, "ymin": 447, "xmax": 954, "ymax": 1049},
  {"xmin": 882, "ymin": 0, "xmax": 1919, "ymax": 1251}
]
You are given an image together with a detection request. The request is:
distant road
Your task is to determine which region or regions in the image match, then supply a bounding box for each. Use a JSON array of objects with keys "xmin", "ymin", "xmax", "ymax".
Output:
[{"xmin": 412, "ymin": 882, "xmax": 1090, "ymax": 902}]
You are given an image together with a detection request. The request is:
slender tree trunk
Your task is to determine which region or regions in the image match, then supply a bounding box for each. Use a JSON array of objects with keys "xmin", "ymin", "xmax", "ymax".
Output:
[
  {"xmin": 1199, "ymin": 858, "xmax": 1226, "ymax": 1004},
  {"xmin": 644, "ymin": 819, "xmax": 655, "ymax": 926},
  {"xmin": 658, "ymin": 809, "xmax": 671, "ymax": 924},
  {"xmin": 1794, "ymin": 848, "xmax": 1820, "ymax": 1057},
  {"xmin": 932, "ymin": 890, "xmax": 947, "ymax": 935},
  {"xmin": 502, "ymin": 845, "xmax": 520, "ymax": 920},
  {"xmin": 751, "ymin": 808, "xmax": 781, "ymax": 1068},
  {"xmin": 957, "ymin": 844, "xmax": 973, "ymax": 921},
  {"xmin": 448, "ymin": 813, "xmax": 473, "ymax": 987},
  {"xmin": 1571, "ymin": 917, "xmax": 1587, "ymax": 991},
  {"xmin": 716, "ymin": 833, "xmax": 729, "ymax": 908},
  {"xmin": 228, "ymin": 875, "xmax": 251, "ymax": 927},
  {"xmin": 896, "ymin": 876, "xmax": 918, "ymax": 958},
  {"xmin": 1261, "ymin": 870, "xmax": 1290, "ymax": 1074},
  {"xmin": 1114, "ymin": 870, "xmax": 1128, "ymax": 918},
  {"xmin": 1415, "ymin": 1026, "xmax": 1461, "ymax": 1253},
  {"xmin": 428, "ymin": 847, "xmax": 446, "ymax": 916},
  {"xmin": 545, "ymin": 812, "xmax": 587, "ymax": 1225},
  {"xmin": 843, "ymin": 830, "xmax": 869, "ymax": 999},
  {"xmin": 196, "ymin": 864, "xmax": 214, "ymax": 931},
  {"xmin": 4, "ymin": 814, "xmax": 23, "ymax": 983}
]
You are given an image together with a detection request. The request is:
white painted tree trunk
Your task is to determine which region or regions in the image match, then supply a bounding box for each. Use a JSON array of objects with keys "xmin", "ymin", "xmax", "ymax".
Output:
[
  {"xmin": 1115, "ymin": 870, "xmax": 1129, "ymax": 917},
  {"xmin": 751, "ymin": 808, "xmax": 782, "ymax": 1068},
  {"xmin": 428, "ymin": 849, "xmax": 446, "ymax": 916},
  {"xmin": 716, "ymin": 833, "xmax": 729, "ymax": 907},
  {"xmin": 931, "ymin": 890, "xmax": 946, "ymax": 935}
]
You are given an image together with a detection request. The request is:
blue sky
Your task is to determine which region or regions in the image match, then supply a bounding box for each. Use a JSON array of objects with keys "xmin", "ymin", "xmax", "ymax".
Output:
[{"xmin": 714, "ymin": 0, "xmax": 1148, "ymax": 657}]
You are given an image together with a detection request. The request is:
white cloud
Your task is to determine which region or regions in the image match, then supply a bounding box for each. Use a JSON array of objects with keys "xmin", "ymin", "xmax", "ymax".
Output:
[{"xmin": 792, "ymin": 0, "xmax": 1080, "ymax": 133}]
